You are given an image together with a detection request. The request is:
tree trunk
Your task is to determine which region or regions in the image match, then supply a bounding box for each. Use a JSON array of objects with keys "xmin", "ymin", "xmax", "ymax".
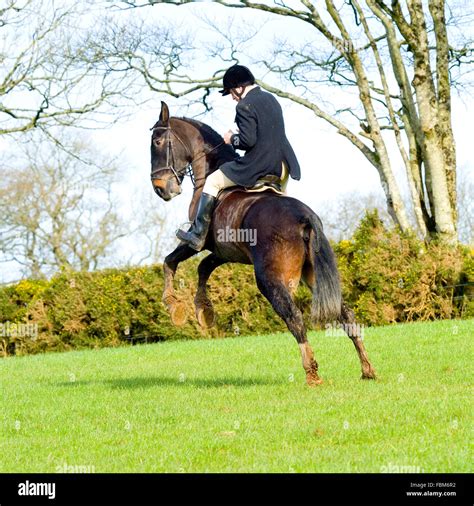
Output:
[{"xmin": 407, "ymin": 0, "xmax": 457, "ymax": 243}]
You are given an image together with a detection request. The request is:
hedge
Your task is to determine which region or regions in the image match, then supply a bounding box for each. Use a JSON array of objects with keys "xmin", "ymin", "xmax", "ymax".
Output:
[{"xmin": 1, "ymin": 211, "xmax": 472, "ymax": 356}]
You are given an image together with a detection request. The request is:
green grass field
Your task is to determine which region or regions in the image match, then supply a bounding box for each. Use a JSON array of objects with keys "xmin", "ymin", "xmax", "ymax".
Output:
[{"xmin": 0, "ymin": 320, "xmax": 472, "ymax": 473}]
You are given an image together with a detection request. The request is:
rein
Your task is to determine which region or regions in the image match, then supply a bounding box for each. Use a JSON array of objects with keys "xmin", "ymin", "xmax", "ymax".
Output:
[{"xmin": 150, "ymin": 123, "xmax": 225, "ymax": 190}]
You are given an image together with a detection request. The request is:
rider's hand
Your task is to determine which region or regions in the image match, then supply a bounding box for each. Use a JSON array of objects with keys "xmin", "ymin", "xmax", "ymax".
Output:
[{"xmin": 224, "ymin": 130, "xmax": 234, "ymax": 145}]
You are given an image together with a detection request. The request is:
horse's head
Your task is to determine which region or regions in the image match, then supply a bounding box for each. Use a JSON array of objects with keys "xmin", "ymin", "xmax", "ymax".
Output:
[{"xmin": 150, "ymin": 102, "xmax": 191, "ymax": 201}]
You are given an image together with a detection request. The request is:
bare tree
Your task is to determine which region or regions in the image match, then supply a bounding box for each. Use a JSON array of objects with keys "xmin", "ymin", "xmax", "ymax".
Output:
[
  {"xmin": 125, "ymin": 189, "xmax": 179, "ymax": 265},
  {"xmin": 456, "ymin": 164, "xmax": 474, "ymax": 245},
  {"xmin": 316, "ymin": 191, "xmax": 392, "ymax": 242},
  {"xmin": 0, "ymin": 1, "xmax": 204, "ymax": 279},
  {"xmin": 0, "ymin": 0, "xmax": 136, "ymax": 140},
  {"xmin": 0, "ymin": 136, "xmax": 128, "ymax": 278},
  {"xmin": 110, "ymin": 0, "xmax": 473, "ymax": 244}
]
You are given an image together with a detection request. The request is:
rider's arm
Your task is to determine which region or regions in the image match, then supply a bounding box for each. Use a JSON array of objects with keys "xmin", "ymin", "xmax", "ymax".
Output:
[{"xmin": 231, "ymin": 103, "xmax": 257, "ymax": 151}]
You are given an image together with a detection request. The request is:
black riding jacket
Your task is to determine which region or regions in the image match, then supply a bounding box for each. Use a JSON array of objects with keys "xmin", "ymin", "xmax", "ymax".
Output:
[{"xmin": 219, "ymin": 87, "xmax": 301, "ymax": 187}]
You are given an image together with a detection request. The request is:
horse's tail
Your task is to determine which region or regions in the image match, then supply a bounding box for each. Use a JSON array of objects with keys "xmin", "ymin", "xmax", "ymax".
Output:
[{"xmin": 306, "ymin": 214, "xmax": 342, "ymax": 322}]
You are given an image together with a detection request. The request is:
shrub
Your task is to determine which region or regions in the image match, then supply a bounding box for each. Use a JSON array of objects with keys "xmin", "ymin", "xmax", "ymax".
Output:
[
  {"xmin": 334, "ymin": 210, "xmax": 471, "ymax": 324},
  {"xmin": 0, "ymin": 211, "xmax": 471, "ymax": 356}
]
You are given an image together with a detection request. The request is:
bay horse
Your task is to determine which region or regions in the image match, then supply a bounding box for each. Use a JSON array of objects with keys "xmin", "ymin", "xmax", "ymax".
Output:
[{"xmin": 150, "ymin": 101, "xmax": 376, "ymax": 386}]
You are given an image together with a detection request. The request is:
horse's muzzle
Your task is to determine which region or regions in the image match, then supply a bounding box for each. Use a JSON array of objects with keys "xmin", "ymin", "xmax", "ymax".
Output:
[{"xmin": 152, "ymin": 179, "xmax": 182, "ymax": 201}]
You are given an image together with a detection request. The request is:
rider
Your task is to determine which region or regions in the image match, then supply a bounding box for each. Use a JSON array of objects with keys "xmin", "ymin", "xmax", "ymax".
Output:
[{"xmin": 176, "ymin": 64, "xmax": 301, "ymax": 251}]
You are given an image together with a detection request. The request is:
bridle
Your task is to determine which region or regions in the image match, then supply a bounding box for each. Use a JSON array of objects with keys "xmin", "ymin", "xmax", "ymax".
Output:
[
  {"xmin": 150, "ymin": 123, "xmax": 224, "ymax": 191},
  {"xmin": 150, "ymin": 125, "xmax": 191, "ymax": 186}
]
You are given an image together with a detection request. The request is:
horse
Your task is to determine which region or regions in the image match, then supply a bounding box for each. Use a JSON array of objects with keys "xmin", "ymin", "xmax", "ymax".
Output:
[{"xmin": 150, "ymin": 101, "xmax": 376, "ymax": 386}]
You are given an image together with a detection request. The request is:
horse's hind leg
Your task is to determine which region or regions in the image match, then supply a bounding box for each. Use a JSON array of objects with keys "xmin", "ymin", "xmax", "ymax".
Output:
[
  {"xmin": 254, "ymin": 267, "xmax": 322, "ymax": 386},
  {"xmin": 339, "ymin": 302, "xmax": 377, "ymax": 380},
  {"xmin": 163, "ymin": 243, "xmax": 198, "ymax": 326},
  {"xmin": 195, "ymin": 254, "xmax": 227, "ymax": 328}
]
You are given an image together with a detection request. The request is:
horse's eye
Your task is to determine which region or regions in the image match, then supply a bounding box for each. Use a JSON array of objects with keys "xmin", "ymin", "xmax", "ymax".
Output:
[{"xmin": 153, "ymin": 138, "xmax": 162, "ymax": 147}]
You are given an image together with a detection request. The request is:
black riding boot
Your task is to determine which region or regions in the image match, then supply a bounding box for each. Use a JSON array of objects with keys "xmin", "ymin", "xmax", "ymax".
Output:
[{"xmin": 176, "ymin": 192, "xmax": 217, "ymax": 251}]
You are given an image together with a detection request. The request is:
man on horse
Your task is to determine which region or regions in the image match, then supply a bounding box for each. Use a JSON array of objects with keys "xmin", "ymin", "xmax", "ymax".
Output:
[{"xmin": 176, "ymin": 64, "xmax": 301, "ymax": 251}]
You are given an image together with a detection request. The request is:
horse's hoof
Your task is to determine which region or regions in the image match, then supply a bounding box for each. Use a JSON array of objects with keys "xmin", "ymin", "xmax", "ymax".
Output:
[
  {"xmin": 196, "ymin": 304, "xmax": 216, "ymax": 329},
  {"xmin": 170, "ymin": 301, "xmax": 188, "ymax": 326},
  {"xmin": 306, "ymin": 375, "xmax": 323, "ymax": 387},
  {"xmin": 361, "ymin": 369, "xmax": 377, "ymax": 380}
]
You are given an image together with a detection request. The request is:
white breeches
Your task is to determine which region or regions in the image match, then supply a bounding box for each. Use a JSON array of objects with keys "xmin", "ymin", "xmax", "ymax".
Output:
[{"xmin": 202, "ymin": 169, "xmax": 237, "ymax": 197}]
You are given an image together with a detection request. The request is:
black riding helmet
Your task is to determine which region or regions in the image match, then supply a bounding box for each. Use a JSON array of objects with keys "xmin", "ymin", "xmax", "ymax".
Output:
[{"xmin": 219, "ymin": 65, "xmax": 255, "ymax": 96}]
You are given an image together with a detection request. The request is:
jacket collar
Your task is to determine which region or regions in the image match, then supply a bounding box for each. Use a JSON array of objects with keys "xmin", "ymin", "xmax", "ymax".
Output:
[
  {"xmin": 245, "ymin": 86, "xmax": 260, "ymax": 98},
  {"xmin": 239, "ymin": 86, "xmax": 260, "ymax": 103}
]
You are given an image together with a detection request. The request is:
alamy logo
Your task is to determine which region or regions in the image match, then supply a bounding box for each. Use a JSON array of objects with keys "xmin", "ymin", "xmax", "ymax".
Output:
[
  {"xmin": 0, "ymin": 322, "xmax": 38, "ymax": 339},
  {"xmin": 56, "ymin": 462, "xmax": 95, "ymax": 473},
  {"xmin": 380, "ymin": 462, "xmax": 424, "ymax": 473},
  {"xmin": 216, "ymin": 226, "xmax": 257, "ymax": 246},
  {"xmin": 18, "ymin": 481, "xmax": 55, "ymax": 499},
  {"xmin": 325, "ymin": 321, "xmax": 365, "ymax": 339}
]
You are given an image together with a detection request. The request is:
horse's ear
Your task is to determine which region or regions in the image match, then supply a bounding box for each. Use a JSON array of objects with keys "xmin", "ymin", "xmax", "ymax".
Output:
[{"xmin": 159, "ymin": 101, "xmax": 170, "ymax": 124}]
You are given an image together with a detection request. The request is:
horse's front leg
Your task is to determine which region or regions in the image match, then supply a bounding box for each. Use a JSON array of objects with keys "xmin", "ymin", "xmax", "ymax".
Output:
[
  {"xmin": 163, "ymin": 243, "xmax": 198, "ymax": 326},
  {"xmin": 195, "ymin": 254, "xmax": 227, "ymax": 328}
]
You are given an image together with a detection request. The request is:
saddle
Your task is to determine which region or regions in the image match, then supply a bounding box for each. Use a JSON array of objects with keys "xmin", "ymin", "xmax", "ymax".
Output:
[{"xmin": 244, "ymin": 162, "xmax": 289, "ymax": 195}]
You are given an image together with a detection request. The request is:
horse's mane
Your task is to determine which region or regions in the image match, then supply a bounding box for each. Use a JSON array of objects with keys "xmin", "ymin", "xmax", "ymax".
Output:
[
  {"xmin": 179, "ymin": 117, "xmax": 223, "ymax": 146},
  {"xmin": 178, "ymin": 117, "xmax": 239, "ymax": 169}
]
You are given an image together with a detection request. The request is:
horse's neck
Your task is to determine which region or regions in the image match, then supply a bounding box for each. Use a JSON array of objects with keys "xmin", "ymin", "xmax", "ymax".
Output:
[
  {"xmin": 192, "ymin": 154, "xmax": 219, "ymax": 182},
  {"xmin": 172, "ymin": 117, "xmax": 226, "ymax": 220},
  {"xmin": 189, "ymin": 141, "xmax": 220, "ymax": 182},
  {"xmin": 173, "ymin": 117, "xmax": 220, "ymax": 180}
]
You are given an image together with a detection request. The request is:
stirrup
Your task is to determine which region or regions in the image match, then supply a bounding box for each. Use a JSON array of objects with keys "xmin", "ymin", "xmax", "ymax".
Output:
[
  {"xmin": 176, "ymin": 221, "xmax": 193, "ymax": 235},
  {"xmin": 176, "ymin": 227, "xmax": 207, "ymax": 251}
]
